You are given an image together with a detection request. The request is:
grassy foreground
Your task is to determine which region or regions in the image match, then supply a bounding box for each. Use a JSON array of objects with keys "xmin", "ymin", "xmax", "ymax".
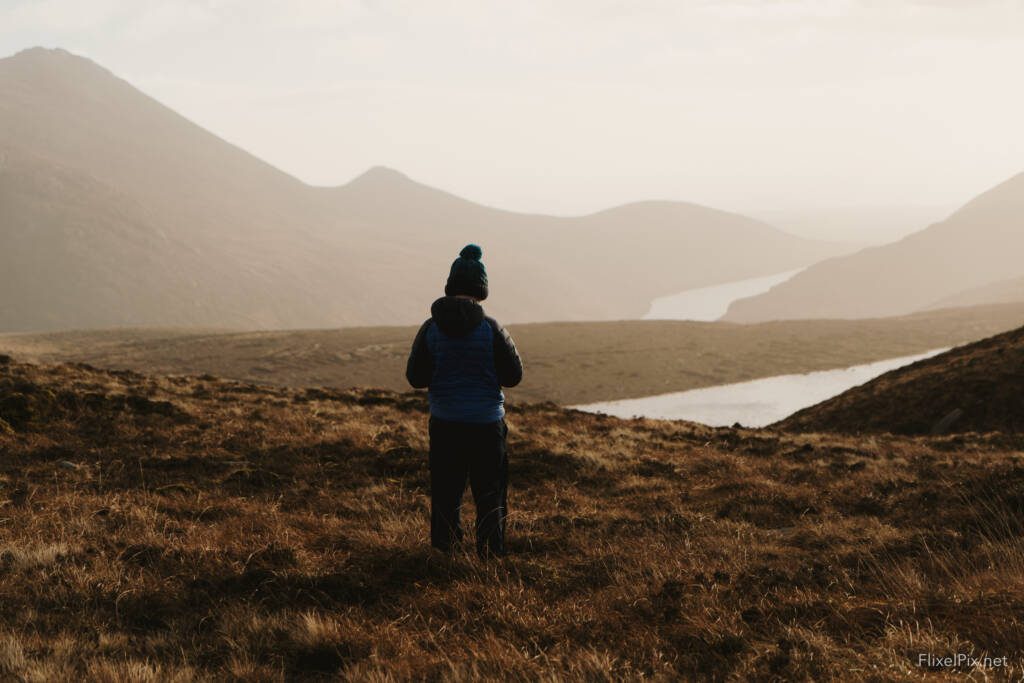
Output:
[{"xmin": 1, "ymin": 355, "xmax": 1023, "ymax": 680}]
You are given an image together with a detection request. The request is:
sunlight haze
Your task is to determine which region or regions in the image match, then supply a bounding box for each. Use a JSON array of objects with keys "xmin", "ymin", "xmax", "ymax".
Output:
[
  {"xmin": 5, "ymin": 5, "xmax": 1024, "ymax": 675},
  {"xmin": 2, "ymin": 0, "xmax": 1022, "ymax": 237}
]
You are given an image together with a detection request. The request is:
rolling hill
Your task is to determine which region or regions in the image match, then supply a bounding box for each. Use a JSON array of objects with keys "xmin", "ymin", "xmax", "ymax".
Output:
[
  {"xmin": 0, "ymin": 47, "xmax": 844, "ymax": 332},
  {"xmin": 776, "ymin": 324, "xmax": 1024, "ymax": 435},
  {"xmin": 723, "ymin": 171, "xmax": 1024, "ymax": 323}
]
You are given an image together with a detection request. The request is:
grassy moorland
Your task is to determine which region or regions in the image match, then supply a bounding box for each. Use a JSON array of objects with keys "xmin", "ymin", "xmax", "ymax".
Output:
[
  {"xmin": 1, "ymin": 355, "xmax": 1022, "ymax": 680},
  {"xmin": 3, "ymin": 301, "xmax": 1024, "ymax": 405}
]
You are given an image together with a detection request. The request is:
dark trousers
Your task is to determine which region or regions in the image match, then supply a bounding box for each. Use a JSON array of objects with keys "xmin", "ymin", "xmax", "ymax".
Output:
[{"xmin": 428, "ymin": 417, "xmax": 508, "ymax": 556}]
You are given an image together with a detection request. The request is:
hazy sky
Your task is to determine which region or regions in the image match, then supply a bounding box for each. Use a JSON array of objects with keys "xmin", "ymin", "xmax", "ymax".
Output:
[{"xmin": 2, "ymin": 0, "xmax": 1022, "ymax": 228}]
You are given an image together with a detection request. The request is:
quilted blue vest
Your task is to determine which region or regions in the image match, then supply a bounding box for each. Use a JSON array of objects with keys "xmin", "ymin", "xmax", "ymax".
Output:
[{"xmin": 426, "ymin": 319, "xmax": 505, "ymax": 423}]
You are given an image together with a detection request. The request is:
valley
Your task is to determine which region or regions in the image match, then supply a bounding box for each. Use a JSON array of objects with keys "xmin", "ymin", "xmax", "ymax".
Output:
[{"xmin": 3, "ymin": 302, "xmax": 1023, "ymax": 405}]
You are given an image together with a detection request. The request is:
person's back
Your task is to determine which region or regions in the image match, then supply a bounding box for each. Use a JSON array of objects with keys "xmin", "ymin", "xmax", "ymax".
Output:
[{"xmin": 406, "ymin": 244, "xmax": 523, "ymax": 556}]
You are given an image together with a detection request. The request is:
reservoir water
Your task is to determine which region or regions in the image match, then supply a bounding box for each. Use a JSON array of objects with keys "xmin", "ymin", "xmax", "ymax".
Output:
[{"xmin": 572, "ymin": 348, "xmax": 948, "ymax": 428}]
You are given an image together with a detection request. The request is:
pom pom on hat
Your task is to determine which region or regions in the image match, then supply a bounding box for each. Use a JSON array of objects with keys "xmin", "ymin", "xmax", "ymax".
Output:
[{"xmin": 459, "ymin": 244, "xmax": 482, "ymax": 260}]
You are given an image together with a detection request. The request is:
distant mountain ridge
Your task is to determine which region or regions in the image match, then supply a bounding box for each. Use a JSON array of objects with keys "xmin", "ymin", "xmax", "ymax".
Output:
[
  {"xmin": 0, "ymin": 47, "xmax": 844, "ymax": 332},
  {"xmin": 723, "ymin": 171, "xmax": 1024, "ymax": 323},
  {"xmin": 927, "ymin": 275, "xmax": 1024, "ymax": 311}
]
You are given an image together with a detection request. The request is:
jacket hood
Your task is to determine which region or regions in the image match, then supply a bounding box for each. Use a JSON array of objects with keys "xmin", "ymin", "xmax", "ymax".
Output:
[{"xmin": 431, "ymin": 296, "xmax": 485, "ymax": 337}]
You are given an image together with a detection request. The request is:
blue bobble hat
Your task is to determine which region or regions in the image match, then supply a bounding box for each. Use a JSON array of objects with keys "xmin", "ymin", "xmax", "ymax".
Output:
[{"xmin": 444, "ymin": 244, "xmax": 488, "ymax": 301}]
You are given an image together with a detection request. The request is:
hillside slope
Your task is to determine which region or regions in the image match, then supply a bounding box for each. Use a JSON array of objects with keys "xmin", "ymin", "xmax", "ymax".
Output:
[
  {"xmin": 0, "ymin": 47, "xmax": 843, "ymax": 332},
  {"xmin": 928, "ymin": 274, "xmax": 1024, "ymax": 311},
  {"xmin": 777, "ymin": 325, "xmax": 1024, "ymax": 435},
  {"xmin": 723, "ymin": 171, "xmax": 1024, "ymax": 322},
  {"xmin": 1, "ymin": 356, "xmax": 1023, "ymax": 678}
]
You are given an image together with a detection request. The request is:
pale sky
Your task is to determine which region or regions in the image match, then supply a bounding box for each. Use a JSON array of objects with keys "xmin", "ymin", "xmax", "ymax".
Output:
[{"xmin": 2, "ymin": 0, "xmax": 1023, "ymax": 237}]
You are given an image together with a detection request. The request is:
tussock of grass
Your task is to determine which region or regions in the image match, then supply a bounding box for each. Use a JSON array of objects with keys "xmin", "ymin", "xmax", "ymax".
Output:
[
  {"xmin": 0, "ymin": 541, "xmax": 72, "ymax": 571},
  {"xmin": 0, "ymin": 358, "xmax": 1023, "ymax": 679}
]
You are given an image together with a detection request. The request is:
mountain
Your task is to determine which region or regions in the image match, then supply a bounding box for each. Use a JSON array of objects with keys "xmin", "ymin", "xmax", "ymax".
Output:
[
  {"xmin": 0, "ymin": 47, "xmax": 844, "ymax": 332},
  {"xmin": 722, "ymin": 172, "xmax": 1024, "ymax": 323},
  {"xmin": 752, "ymin": 203, "xmax": 954, "ymax": 246},
  {"xmin": 776, "ymin": 325, "xmax": 1024, "ymax": 435},
  {"xmin": 927, "ymin": 274, "xmax": 1024, "ymax": 310}
]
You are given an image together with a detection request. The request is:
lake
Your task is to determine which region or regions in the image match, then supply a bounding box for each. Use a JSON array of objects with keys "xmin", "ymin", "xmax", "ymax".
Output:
[
  {"xmin": 572, "ymin": 348, "xmax": 948, "ymax": 427},
  {"xmin": 643, "ymin": 268, "xmax": 805, "ymax": 321}
]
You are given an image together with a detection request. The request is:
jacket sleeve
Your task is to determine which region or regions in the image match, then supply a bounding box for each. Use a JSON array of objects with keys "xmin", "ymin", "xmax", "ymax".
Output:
[
  {"xmin": 405, "ymin": 320, "xmax": 434, "ymax": 388},
  {"xmin": 487, "ymin": 318, "xmax": 523, "ymax": 388}
]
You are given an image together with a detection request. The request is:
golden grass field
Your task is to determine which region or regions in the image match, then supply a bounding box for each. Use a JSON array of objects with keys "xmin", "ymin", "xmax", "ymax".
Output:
[
  {"xmin": 3, "ymin": 301, "xmax": 1024, "ymax": 405},
  {"xmin": 1, "ymin": 354, "xmax": 1022, "ymax": 680}
]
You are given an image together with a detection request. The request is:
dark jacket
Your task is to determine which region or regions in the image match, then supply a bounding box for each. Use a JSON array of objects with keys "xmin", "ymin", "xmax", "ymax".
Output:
[{"xmin": 406, "ymin": 297, "xmax": 523, "ymax": 423}]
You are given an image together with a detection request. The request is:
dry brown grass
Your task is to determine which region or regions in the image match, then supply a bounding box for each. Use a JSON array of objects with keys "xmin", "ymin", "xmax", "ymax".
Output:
[
  {"xmin": 778, "ymin": 325, "xmax": 1024, "ymax": 436},
  {"xmin": 1, "ymin": 353, "xmax": 1023, "ymax": 680}
]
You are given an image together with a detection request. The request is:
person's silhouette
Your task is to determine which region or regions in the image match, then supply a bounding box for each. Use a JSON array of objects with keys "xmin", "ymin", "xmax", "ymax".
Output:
[{"xmin": 406, "ymin": 244, "xmax": 523, "ymax": 557}]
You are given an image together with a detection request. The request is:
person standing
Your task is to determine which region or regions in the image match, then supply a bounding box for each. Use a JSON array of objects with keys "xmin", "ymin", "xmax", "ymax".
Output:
[{"xmin": 406, "ymin": 244, "xmax": 523, "ymax": 557}]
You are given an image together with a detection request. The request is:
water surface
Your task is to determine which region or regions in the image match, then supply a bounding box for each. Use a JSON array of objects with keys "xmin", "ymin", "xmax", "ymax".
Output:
[
  {"xmin": 643, "ymin": 268, "xmax": 805, "ymax": 321},
  {"xmin": 573, "ymin": 348, "xmax": 948, "ymax": 427}
]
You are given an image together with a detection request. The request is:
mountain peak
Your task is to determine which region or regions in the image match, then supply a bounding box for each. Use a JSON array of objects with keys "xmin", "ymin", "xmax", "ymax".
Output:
[
  {"xmin": 13, "ymin": 46, "xmax": 74, "ymax": 58},
  {"xmin": 346, "ymin": 166, "xmax": 414, "ymax": 187},
  {"xmin": 3, "ymin": 46, "xmax": 113, "ymax": 82},
  {"xmin": 8, "ymin": 46, "xmax": 93, "ymax": 66}
]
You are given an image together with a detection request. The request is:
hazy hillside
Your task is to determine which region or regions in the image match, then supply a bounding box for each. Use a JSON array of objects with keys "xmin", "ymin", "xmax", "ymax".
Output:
[
  {"xmin": 1, "ymin": 355, "xmax": 1022, "ymax": 678},
  {"xmin": 723, "ymin": 171, "xmax": 1024, "ymax": 322},
  {"xmin": 777, "ymin": 325, "xmax": 1024, "ymax": 435},
  {"xmin": 928, "ymin": 275, "xmax": 1024, "ymax": 311},
  {"xmin": 4, "ymin": 302, "xmax": 1024, "ymax": 404},
  {"xmin": 0, "ymin": 47, "xmax": 844, "ymax": 332},
  {"xmin": 752, "ymin": 203, "xmax": 953, "ymax": 246}
]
